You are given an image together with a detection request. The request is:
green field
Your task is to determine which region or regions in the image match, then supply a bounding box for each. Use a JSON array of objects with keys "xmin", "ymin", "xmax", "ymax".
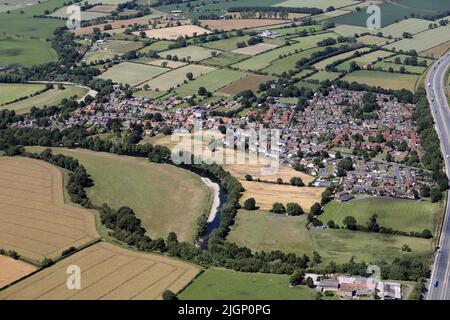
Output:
[
  {"xmin": 0, "ymin": 83, "xmax": 45, "ymax": 105},
  {"xmin": 139, "ymin": 40, "xmax": 174, "ymax": 53},
  {"xmin": 342, "ymin": 70, "xmax": 419, "ymax": 91},
  {"xmin": 232, "ymin": 33, "xmax": 339, "ymax": 71},
  {"xmin": 384, "ymin": 26, "xmax": 450, "ymax": 52},
  {"xmin": 357, "ymin": 35, "xmax": 390, "ymax": 46},
  {"xmin": 99, "ymin": 40, "xmax": 145, "ymax": 54},
  {"xmin": 169, "ymin": 69, "xmax": 248, "ymax": 97},
  {"xmin": 83, "ymin": 50, "xmax": 120, "ymax": 64},
  {"xmin": 321, "ymin": 198, "xmax": 441, "ymax": 233},
  {"xmin": 277, "ymin": 0, "xmax": 357, "ymax": 9},
  {"xmin": 0, "ymin": 36, "xmax": 58, "ymax": 67},
  {"xmin": 178, "ymin": 268, "xmax": 317, "ymax": 300},
  {"xmin": 3, "ymin": 85, "xmax": 87, "ymax": 114},
  {"xmin": 306, "ymin": 71, "xmax": 342, "ymax": 82},
  {"xmin": 202, "ymin": 35, "xmax": 251, "ymax": 51},
  {"xmin": 313, "ymin": 47, "xmax": 371, "ymax": 70},
  {"xmin": 98, "ymin": 61, "xmax": 169, "ymax": 86},
  {"xmin": 271, "ymin": 24, "xmax": 321, "ymax": 36},
  {"xmin": 200, "ymin": 51, "xmax": 248, "ymax": 67},
  {"xmin": 160, "ymin": 45, "xmax": 220, "ymax": 62},
  {"xmin": 336, "ymin": 50, "xmax": 394, "ymax": 71},
  {"xmin": 48, "ymin": 5, "xmax": 109, "ymax": 20},
  {"xmin": 227, "ymin": 208, "xmax": 433, "ymax": 264},
  {"xmin": 25, "ymin": 147, "xmax": 212, "ymax": 242},
  {"xmin": 373, "ymin": 61, "xmax": 427, "ymax": 74}
]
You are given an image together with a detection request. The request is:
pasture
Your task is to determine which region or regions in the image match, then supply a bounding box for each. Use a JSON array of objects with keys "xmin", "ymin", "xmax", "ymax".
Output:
[
  {"xmin": 231, "ymin": 43, "xmax": 278, "ymax": 56},
  {"xmin": 179, "ymin": 267, "xmax": 317, "ymax": 300},
  {"xmin": 313, "ymin": 47, "xmax": 371, "ymax": 70},
  {"xmin": 0, "ymin": 36, "xmax": 57, "ymax": 67},
  {"xmin": 373, "ymin": 61, "xmax": 427, "ymax": 74},
  {"xmin": 276, "ymin": 0, "xmax": 358, "ymax": 10},
  {"xmin": 83, "ymin": 50, "xmax": 119, "ymax": 64},
  {"xmin": 420, "ymin": 41, "xmax": 450, "ymax": 59},
  {"xmin": 170, "ymin": 69, "xmax": 248, "ymax": 97},
  {"xmin": 99, "ymin": 40, "xmax": 145, "ymax": 54},
  {"xmin": 160, "ymin": 45, "xmax": 219, "ymax": 62},
  {"xmin": 202, "ymin": 35, "xmax": 251, "ymax": 51},
  {"xmin": 0, "ymin": 242, "xmax": 200, "ymax": 300},
  {"xmin": 144, "ymin": 58, "xmax": 187, "ymax": 69},
  {"xmin": 336, "ymin": 50, "xmax": 394, "ymax": 70},
  {"xmin": 342, "ymin": 70, "xmax": 419, "ymax": 91},
  {"xmin": 3, "ymin": 85, "xmax": 88, "ymax": 114},
  {"xmin": 139, "ymin": 64, "xmax": 216, "ymax": 92},
  {"xmin": 48, "ymin": 5, "xmax": 109, "ymax": 20},
  {"xmin": 139, "ymin": 40, "xmax": 173, "ymax": 53},
  {"xmin": 200, "ymin": 51, "xmax": 248, "ymax": 67},
  {"xmin": 357, "ymin": 35, "xmax": 390, "ymax": 46},
  {"xmin": 138, "ymin": 25, "xmax": 211, "ymax": 40},
  {"xmin": 240, "ymin": 180, "xmax": 323, "ymax": 211},
  {"xmin": 26, "ymin": 147, "xmax": 212, "ymax": 242},
  {"xmin": 97, "ymin": 62, "xmax": 169, "ymax": 86},
  {"xmin": 306, "ymin": 71, "xmax": 341, "ymax": 82},
  {"xmin": 0, "ymin": 157, "xmax": 99, "ymax": 262},
  {"xmin": 321, "ymin": 198, "xmax": 441, "ymax": 234},
  {"xmin": 200, "ymin": 19, "xmax": 289, "ymax": 31},
  {"xmin": 384, "ymin": 26, "xmax": 450, "ymax": 52},
  {"xmin": 0, "ymin": 255, "xmax": 37, "ymax": 289},
  {"xmin": 220, "ymin": 74, "xmax": 275, "ymax": 95},
  {"xmin": 0, "ymin": 83, "xmax": 45, "ymax": 106}
]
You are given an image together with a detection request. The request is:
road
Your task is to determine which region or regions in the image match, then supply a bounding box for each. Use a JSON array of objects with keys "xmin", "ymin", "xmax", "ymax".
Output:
[{"xmin": 426, "ymin": 52, "xmax": 450, "ymax": 300}]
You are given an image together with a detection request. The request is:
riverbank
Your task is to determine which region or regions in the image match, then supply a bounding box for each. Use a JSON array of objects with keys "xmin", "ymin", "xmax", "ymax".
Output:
[{"xmin": 201, "ymin": 177, "xmax": 221, "ymax": 223}]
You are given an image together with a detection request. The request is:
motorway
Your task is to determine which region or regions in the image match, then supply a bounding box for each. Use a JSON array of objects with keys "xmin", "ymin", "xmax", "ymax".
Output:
[{"xmin": 426, "ymin": 52, "xmax": 450, "ymax": 300}]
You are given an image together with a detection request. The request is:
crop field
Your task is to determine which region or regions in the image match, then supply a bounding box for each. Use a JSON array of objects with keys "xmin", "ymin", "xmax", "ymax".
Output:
[
  {"xmin": 357, "ymin": 35, "xmax": 390, "ymax": 46},
  {"xmin": 139, "ymin": 64, "xmax": 217, "ymax": 92},
  {"xmin": 139, "ymin": 25, "xmax": 211, "ymax": 40},
  {"xmin": 0, "ymin": 242, "xmax": 200, "ymax": 300},
  {"xmin": 336, "ymin": 50, "xmax": 394, "ymax": 70},
  {"xmin": 200, "ymin": 19, "xmax": 289, "ymax": 32},
  {"xmin": 83, "ymin": 50, "xmax": 119, "ymax": 64},
  {"xmin": 139, "ymin": 40, "xmax": 174, "ymax": 54},
  {"xmin": 276, "ymin": 0, "xmax": 358, "ymax": 10},
  {"xmin": 99, "ymin": 40, "xmax": 145, "ymax": 54},
  {"xmin": 231, "ymin": 43, "xmax": 278, "ymax": 56},
  {"xmin": 98, "ymin": 62, "xmax": 169, "ymax": 86},
  {"xmin": 26, "ymin": 147, "xmax": 212, "ymax": 242},
  {"xmin": 202, "ymin": 35, "xmax": 251, "ymax": 51},
  {"xmin": 0, "ymin": 157, "xmax": 99, "ymax": 262},
  {"xmin": 3, "ymin": 85, "xmax": 88, "ymax": 114},
  {"xmin": 0, "ymin": 36, "xmax": 57, "ymax": 67},
  {"xmin": 232, "ymin": 33, "xmax": 339, "ymax": 71},
  {"xmin": 0, "ymin": 83, "xmax": 45, "ymax": 105},
  {"xmin": 144, "ymin": 58, "xmax": 187, "ymax": 69},
  {"xmin": 48, "ymin": 5, "xmax": 109, "ymax": 20},
  {"xmin": 200, "ymin": 51, "xmax": 248, "ymax": 67},
  {"xmin": 160, "ymin": 45, "xmax": 219, "ymax": 62},
  {"xmin": 86, "ymin": 4, "xmax": 117, "ymax": 12},
  {"xmin": 227, "ymin": 209, "xmax": 433, "ymax": 264},
  {"xmin": 179, "ymin": 267, "xmax": 317, "ymax": 300},
  {"xmin": 170, "ymin": 69, "xmax": 248, "ymax": 97},
  {"xmin": 321, "ymin": 198, "xmax": 441, "ymax": 234},
  {"xmin": 0, "ymin": 255, "xmax": 37, "ymax": 289},
  {"xmin": 384, "ymin": 26, "xmax": 450, "ymax": 52},
  {"xmin": 420, "ymin": 41, "xmax": 450, "ymax": 59},
  {"xmin": 342, "ymin": 70, "xmax": 419, "ymax": 91},
  {"xmin": 313, "ymin": 47, "xmax": 371, "ymax": 70},
  {"xmin": 220, "ymin": 74, "xmax": 275, "ymax": 95},
  {"xmin": 240, "ymin": 180, "xmax": 324, "ymax": 211},
  {"xmin": 333, "ymin": 18, "xmax": 431, "ymax": 38}
]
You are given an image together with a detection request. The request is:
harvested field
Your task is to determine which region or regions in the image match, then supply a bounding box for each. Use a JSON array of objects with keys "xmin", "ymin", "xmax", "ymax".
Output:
[
  {"xmin": 342, "ymin": 70, "xmax": 419, "ymax": 91},
  {"xmin": 159, "ymin": 45, "xmax": 219, "ymax": 62},
  {"xmin": 357, "ymin": 35, "xmax": 390, "ymax": 46},
  {"xmin": 0, "ymin": 255, "xmax": 37, "ymax": 289},
  {"xmin": 0, "ymin": 157, "xmax": 99, "ymax": 262},
  {"xmin": 240, "ymin": 180, "xmax": 324, "ymax": 211},
  {"xmin": 420, "ymin": 41, "xmax": 450, "ymax": 59},
  {"xmin": 97, "ymin": 61, "xmax": 169, "ymax": 86},
  {"xmin": 139, "ymin": 64, "xmax": 216, "ymax": 92},
  {"xmin": 86, "ymin": 4, "xmax": 117, "ymax": 13},
  {"xmin": 0, "ymin": 242, "xmax": 200, "ymax": 300},
  {"xmin": 231, "ymin": 43, "xmax": 278, "ymax": 55},
  {"xmin": 138, "ymin": 25, "xmax": 211, "ymax": 40},
  {"xmin": 200, "ymin": 19, "xmax": 290, "ymax": 31},
  {"xmin": 220, "ymin": 74, "xmax": 275, "ymax": 95}
]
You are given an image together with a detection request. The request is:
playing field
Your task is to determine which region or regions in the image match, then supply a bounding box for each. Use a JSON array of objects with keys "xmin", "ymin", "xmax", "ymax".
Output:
[
  {"xmin": 83, "ymin": 50, "xmax": 119, "ymax": 64},
  {"xmin": 139, "ymin": 64, "xmax": 216, "ymax": 92},
  {"xmin": 0, "ymin": 35, "xmax": 57, "ymax": 67},
  {"xmin": 384, "ymin": 25, "xmax": 450, "ymax": 52},
  {"xmin": 160, "ymin": 45, "xmax": 220, "ymax": 62},
  {"xmin": 170, "ymin": 69, "xmax": 248, "ymax": 97},
  {"xmin": 321, "ymin": 198, "xmax": 441, "ymax": 234},
  {"xmin": 139, "ymin": 25, "xmax": 211, "ymax": 40},
  {"xmin": 0, "ymin": 255, "xmax": 37, "ymax": 289},
  {"xmin": 0, "ymin": 242, "xmax": 200, "ymax": 300},
  {"xmin": 26, "ymin": 147, "xmax": 212, "ymax": 242},
  {"xmin": 220, "ymin": 74, "xmax": 275, "ymax": 95},
  {"xmin": 200, "ymin": 19, "xmax": 289, "ymax": 31},
  {"xmin": 0, "ymin": 83, "xmax": 45, "ymax": 105},
  {"xmin": 342, "ymin": 70, "xmax": 419, "ymax": 91},
  {"xmin": 3, "ymin": 85, "xmax": 88, "ymax": 114},
  {"xmin": 178, "ymin": 267, "xmax": 317, "ymax": 300},
  {"xmin": 240, "ymin": 180, "xmax": 323, "ymax": 211},
  {"xmin": 0, "ymin": 157, "xmax": 99, "ymax": 262},
  {"xmin": 98, "ymin": 62, "xmax": 169, "ymax": 86}
]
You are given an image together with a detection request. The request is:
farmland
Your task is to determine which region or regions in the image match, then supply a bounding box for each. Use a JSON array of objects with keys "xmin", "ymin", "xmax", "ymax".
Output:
[
  {"xmin": 98, "ymin": 62, "xmax": 169, "ymax": 86},
  {"xmin": 202, "ymin": 35, "xmax": 251, "ymax": 51},
  {"xmin": 240, "ymin": 180, "xmax": 324, "ymax": 211},
  {"xmin": 48, "ymin": 6, "xmax": 110, "ymax": 20},
  {"xmin": 139, "ymin": 64, "xmax": 216, "ymax": 92},
  {"xmin": 99, "ymin": 40, "xmax": 145, "ymax": 54},
  {"xmin": 138, "ymin": 40, "xmax": 173, "ymax": 54},
  {"xmin": 0, "ymin": 255, "xmax": 37, "ymax": 289},
  {"xmin": 0, "ymin": 83, "xmax": 45, "ymax": 106},
  {"xmin": 200, "ymin": 51, "xmax": 248, "ymax": 67},
  {"xmin": 357, "ymin": 35, "xmax": 390, "ymax": 46},
  {"xmin": 179, "ymin": 267, "xmax": 317, "ymax": 300},
  {"xmin": 26, "ymin": 147, "xmax": 212, "ymax": 242},
  {"xmin": 200, "ymin": 19, "xmax": 290, "ymax": 31},
  {"xmin": 342, "ymin": 70, "xmax": 419, "ymax": 91},
  {"xmin": 220, "ymin": 74, "xmax": 275, "ymax": 95},
  {"xmin": 384, "ymin": 26, "xmax": 450, "ymax": 52},
  {"xmin": 312, "ymin": 47, "xmax": 371, "ymax": 70},
  {"xmin": 138, "ymin": 25, "xmax": 211, "ymax": 40},
  {"xmin": 160, "ymin": 45, "xmax": 219, "ymax": 62},
  {"xmin": 231, "ymin": 43, "xmax": 278, "ymax": 56},
  {"xmin": 0, "ymin": 242, "xmax": 200, "ymax": 300},
  {"xmin": 2, "ymin": 85, "xmax": 88, "ymax": 114},
  {"xmin": 335, "ymin": 50, "xmax": 394, "ymax": 70},
  {"xmin": 321, "ymin": 198, "xmax": 442, "ymax": 234},
  {"xmin": 0, "ymin": 157, "xmax": 99, "ymax": 262},
  {"xmin": 0, "ymin": 36, "xmax": 57, "ymax": 67},
  {"xmin": 83, "ymin": 50, "xmax": 119, "ymax": 65},
  {"xmin": 276, "ymin": 0, "xmax": 357, "ymax": 10}
]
